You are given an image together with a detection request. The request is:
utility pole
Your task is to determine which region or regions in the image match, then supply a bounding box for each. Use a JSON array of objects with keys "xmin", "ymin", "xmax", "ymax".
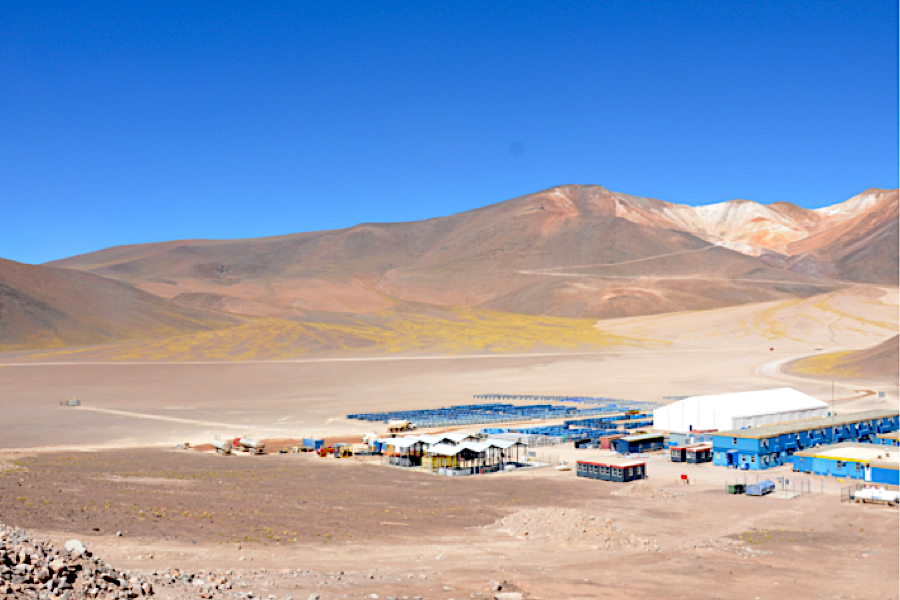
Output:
[{"xmin": 831, "ymin": 380, "xmax": 835, "ymax": 443}]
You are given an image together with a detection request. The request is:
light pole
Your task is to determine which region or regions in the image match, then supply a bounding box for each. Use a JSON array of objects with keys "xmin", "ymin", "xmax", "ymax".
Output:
[{"xmin": 831, "ymin": 380, "xmax": 835, "ymax": 443}]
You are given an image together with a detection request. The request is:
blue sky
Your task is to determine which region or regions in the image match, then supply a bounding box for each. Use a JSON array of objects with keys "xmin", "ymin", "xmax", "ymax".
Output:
[{"xmin": 2, "ymin": 1, "xmax": 897, "ymax": 264}]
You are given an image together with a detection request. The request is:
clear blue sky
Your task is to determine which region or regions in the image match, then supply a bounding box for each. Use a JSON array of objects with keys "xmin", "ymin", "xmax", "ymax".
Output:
[{"xmin": 2, "ymin": 1, "xmax": 897, "ymax": 264}]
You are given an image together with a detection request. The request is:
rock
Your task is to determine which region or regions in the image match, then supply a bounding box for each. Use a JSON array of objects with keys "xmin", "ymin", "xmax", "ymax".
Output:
[
  {"xmin": 494, "ymin": 594, "xmax": 523, "ymax": 600},
  {"xmin": 490, "ymin": 581, "xmax": 502, "ymax": 591},
  {"xmin": 63, "ymin": 540, "xmax": 86, "ymax": 559}
]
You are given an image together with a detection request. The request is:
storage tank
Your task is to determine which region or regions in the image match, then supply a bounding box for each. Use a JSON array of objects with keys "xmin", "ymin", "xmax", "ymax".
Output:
[
  {"xmin": 211, "ymin": 438, "xmax": 233, "ymax": 454},
  {"xmin": 235, "ymin": 437, "xmax": 265, "ymax": 453}
]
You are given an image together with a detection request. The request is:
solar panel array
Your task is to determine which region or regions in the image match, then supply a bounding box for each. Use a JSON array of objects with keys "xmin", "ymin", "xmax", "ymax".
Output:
[{"xmin": 347, "ymin": 395, "xmax": 659, "ymax": 430}]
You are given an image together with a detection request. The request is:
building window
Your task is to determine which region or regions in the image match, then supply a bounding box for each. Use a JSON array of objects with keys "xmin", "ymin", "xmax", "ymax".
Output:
[
  {"xmin": 836, "ymin": 461, "xmax": 843, "ymax": 468},
  {"xmin": 751, "ymin": 456, "xmax": 755, "ymax": 463},
  {"xmin": 733, "ymin": 438, "xmax": 737, "ymax": 444},
  {"xmin": 855, "ymin": 463, "xmax": 861, "ymax": 471}
]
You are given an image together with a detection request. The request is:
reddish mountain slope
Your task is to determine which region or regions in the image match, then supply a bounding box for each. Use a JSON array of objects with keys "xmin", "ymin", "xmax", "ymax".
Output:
[
  {"xmin": 781, "ymin": 189, "xmax": 899, "ymax": 283},
  {"xmin": 50, "ymin": 185, "xmax": 843, "ymax": 320},
  {"xmin": 0, "ymin": 258, "xmax": 237, "ymax": 352}
]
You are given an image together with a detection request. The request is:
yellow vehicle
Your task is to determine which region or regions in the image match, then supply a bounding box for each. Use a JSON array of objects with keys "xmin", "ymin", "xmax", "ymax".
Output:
[{"xmin": 334, "ymin": 443, "xmax": 353, "ymax": 458}]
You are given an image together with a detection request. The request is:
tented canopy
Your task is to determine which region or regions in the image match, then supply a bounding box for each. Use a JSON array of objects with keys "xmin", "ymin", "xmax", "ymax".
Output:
[
  {"xmin": 653, "ymin": 387, "xmax": 828, "ymax": 432},
  {"xmin": 377, "ymin": 437, "xmax": 421, "ymax": 449},
  {"xmin": 427, "ymin": 443, "xmax": 464, "ymax": 456}
]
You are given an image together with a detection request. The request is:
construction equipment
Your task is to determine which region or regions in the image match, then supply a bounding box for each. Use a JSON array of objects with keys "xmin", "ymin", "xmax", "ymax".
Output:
[{"xmin": 334, "ymin": 443, "xmax": 353, "ymax": 458}]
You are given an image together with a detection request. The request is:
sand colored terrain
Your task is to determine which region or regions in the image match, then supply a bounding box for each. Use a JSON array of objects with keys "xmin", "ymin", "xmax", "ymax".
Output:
[
  {"xmin": 0, "ymin": 284, "xmax": 894, "ymax": 452},
  {"xmin": 596, "ymin": 285, "xmax": 897, "ymax": 348}
]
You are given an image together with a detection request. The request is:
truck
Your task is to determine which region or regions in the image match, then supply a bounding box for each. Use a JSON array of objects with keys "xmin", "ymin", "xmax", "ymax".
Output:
[
  {"xmin": 388, "ymin": 419, "xmax": 415, "ymax": 433},
  {"xmin": 234, "ymin": 437, "xmax": 265, "ymax": 455}
]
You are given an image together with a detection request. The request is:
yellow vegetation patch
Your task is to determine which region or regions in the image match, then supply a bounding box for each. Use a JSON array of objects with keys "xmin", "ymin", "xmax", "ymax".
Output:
[
  {"xmin": 752, "ymin": 299, "xmax": 804, "ymax": 340},
  {"xmin": 20, "ymin": 307, "xmax": 641, "ymax": 362},
  {"xmin": 788, "ymin": 351, "xmax": 855, "ymax": 377}
]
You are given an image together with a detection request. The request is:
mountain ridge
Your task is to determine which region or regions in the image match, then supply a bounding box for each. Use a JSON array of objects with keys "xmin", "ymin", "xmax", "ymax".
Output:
[
  {"xmin": 48, "ymin": 184, "xmax": 896, "ymax": 321},
  {"xmin": 1, "ymin": 184, "xmax": 893, "ymax": 354}
]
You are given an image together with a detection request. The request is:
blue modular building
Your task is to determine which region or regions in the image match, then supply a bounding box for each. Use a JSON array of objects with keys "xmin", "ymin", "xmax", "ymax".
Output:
[
  {"xmin": 667, "ymin": 431, "xmax": 716, "ymax": 448},
  {"xmin": 612, "ymin": 433, "xmax": 666, "ymax": 454},
  {"xmin": 576, "ymin": 457, "xmax": 646, "ymax": 482},
  {"xmin": 711, "ymin": 409, "xmax": 899, "ymax": 470},
  {"xmin": 875, "ymin": 432, "xmax": 899, "ymax": 447},
  {"xmin": 792, "ymin": 442, "xmax": 899, "ymax": 485}
]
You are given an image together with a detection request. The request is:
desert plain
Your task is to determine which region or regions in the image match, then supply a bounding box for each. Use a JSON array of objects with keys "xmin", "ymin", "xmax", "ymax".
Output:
[{"xmin": 2, "ymin": 282, "xmax": 898, "ymax": 600}]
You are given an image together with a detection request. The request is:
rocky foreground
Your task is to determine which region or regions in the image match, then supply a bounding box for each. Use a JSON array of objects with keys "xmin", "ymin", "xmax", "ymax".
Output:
[
  {"xmin": 0, "ymin": 518, "xmax": 246, "ymax": 599},
  {"xmin": 1, "ymin": 518, "xmax": 531, "ymax": 600}
]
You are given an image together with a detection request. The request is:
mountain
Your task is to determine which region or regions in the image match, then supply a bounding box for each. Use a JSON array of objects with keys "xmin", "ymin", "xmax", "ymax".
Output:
[
  {"xmin": 49, "ymin": 185, "xmax": 866, "ymax": 322},
  {"xmin": 589, "ymin": 187, "xmax": 898, "ymax": 283},
  {"xmin": 0, "ymin": 258, "xmax": 237, "ymax": 352}
]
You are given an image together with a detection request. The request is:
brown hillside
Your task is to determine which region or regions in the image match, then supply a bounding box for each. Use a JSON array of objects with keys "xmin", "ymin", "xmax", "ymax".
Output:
[
  {"xmin": 50, "ymin": 185, "xmax": 842, "ymax": 320},
  {"xmin": 0, "ymin": 258, "xmax": 238, "ymax": 352},
  {"xmin": 787, "ymin": 335, "xmax": 899, "ymax": 381},
  {"xmin": 781, "ymin": 189, "xmax": 899, "ymax": 283}
]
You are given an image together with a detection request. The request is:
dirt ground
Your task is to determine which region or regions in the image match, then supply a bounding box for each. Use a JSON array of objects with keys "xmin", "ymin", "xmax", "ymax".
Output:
[
  {"xmin": 0, "ymin": 287, "xmax": 897, "ymax": 598},
  {"xmin": 1, "ymin": 447, "xmax": 897, "ymax": 599}
]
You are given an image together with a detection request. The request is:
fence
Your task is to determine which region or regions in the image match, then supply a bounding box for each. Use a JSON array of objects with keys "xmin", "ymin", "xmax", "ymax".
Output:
[
  {"xmin": 380, "ymin": 450, "xmax": 558, "ymax": 476},
  {"xmin": 841, "ymin": 482, "xmax": 900, "ymax": 504},
  {"xmin": 489, "ymin": 433, "xmax": 566, "ymax": 447},
  {"xmin": 726, "ymin": 473, "xmax": 820, "ymax": 497}
]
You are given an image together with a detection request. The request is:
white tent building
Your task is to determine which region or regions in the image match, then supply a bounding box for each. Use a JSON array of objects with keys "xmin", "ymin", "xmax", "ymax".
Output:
[{"xmin": 653, "ymin": 387, "xmax": 829, "ymax": 432}]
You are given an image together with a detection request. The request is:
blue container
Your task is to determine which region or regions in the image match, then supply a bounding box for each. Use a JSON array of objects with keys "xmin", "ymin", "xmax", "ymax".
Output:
[
  {"xmin": 745, "ymin": 481, "xmax": 775, "ymax": 496},
  {"xmin": 302, "ymin": 438, "xmax": 324, "ymax": 450}
]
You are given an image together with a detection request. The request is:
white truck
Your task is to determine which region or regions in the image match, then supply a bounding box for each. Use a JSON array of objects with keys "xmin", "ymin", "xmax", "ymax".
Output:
[{"xmin": 387, "ymin": 419, "xmax": 416, "ymax": 433}]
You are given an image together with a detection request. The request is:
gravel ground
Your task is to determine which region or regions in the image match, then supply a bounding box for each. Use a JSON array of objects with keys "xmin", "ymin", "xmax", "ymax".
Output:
[{"xmin": 1, "ymin": 447, "xmax": 898, "ymax": 599}]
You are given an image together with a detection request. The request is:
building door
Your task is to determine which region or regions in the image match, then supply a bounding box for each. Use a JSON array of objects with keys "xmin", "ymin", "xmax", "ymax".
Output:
[{"xmin": 864, "ymin": 466, "xmax": 872, "ymax": 482}]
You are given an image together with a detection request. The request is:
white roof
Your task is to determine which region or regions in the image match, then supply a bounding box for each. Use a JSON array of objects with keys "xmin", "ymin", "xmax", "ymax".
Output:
[
  {"xmin": 797, "ymin": 443, "xmax": 899, "ymax": 465},
  {"xmin": 427, "ymin": 439, "xmax": 522, "ymax": 455},
  {"xmin": 377, "ymin": 437, "xmax": 422, "ymax": 449},
  {"xmin": 461, "ymin": 441, "xmax": 492, "ymax": 453},
  {"xmin": 427, "ymin": 443, "xmax": 464, "ymax": 456},
  {"xmin": 443, "ymin": 432, "xmax": 477, "ymax": 443},
  {"xmin": 486, "ymin": 438, "xmax": 521, "ymax": 449},
  {"xmin": 416, "ymin": 434, "xmax": 449, "ymax": 446},
  {"xmin": 654, "ymin": 387, "xmax": 828, "ymax": 432}
]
